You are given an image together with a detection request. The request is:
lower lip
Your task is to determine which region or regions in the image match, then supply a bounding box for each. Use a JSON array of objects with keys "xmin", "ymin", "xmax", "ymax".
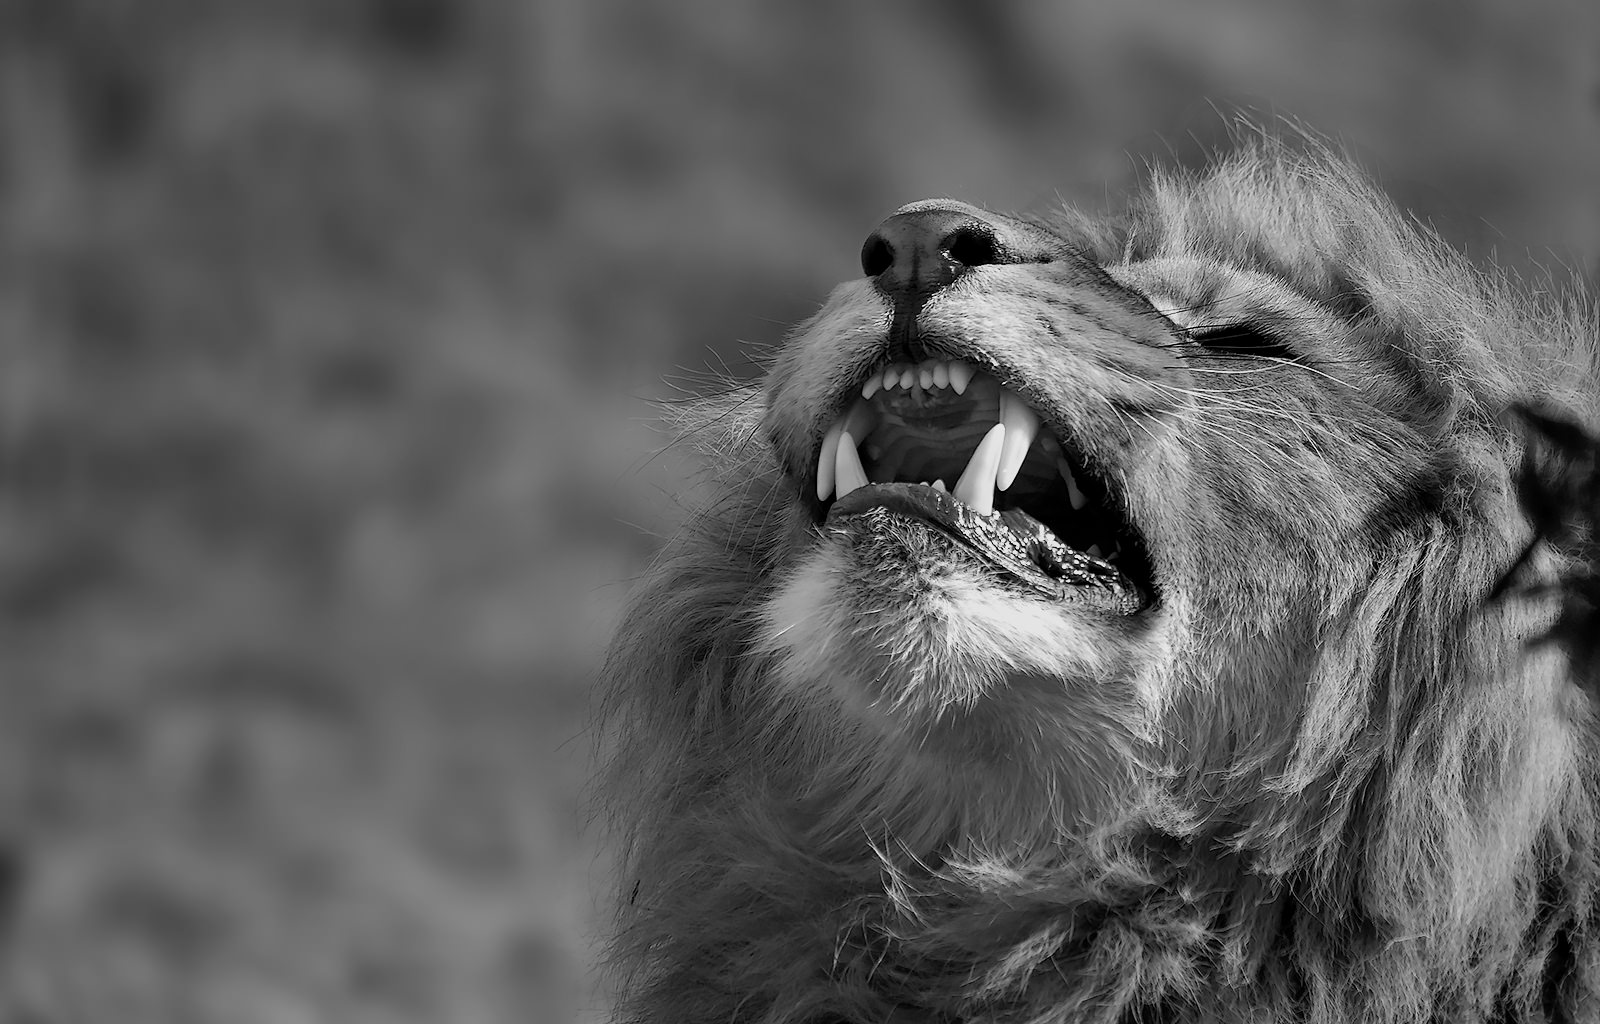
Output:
[{"xmin": 824, "ymin": 484, "xmax": 1145, "ymax": 613}]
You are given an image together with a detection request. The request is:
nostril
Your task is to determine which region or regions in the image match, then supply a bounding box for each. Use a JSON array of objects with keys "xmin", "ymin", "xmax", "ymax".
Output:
[
  {"xmin": 861, "ymin": 222, "xmax": 1004, "ymax": 281},
  {"xmin": 945, "ymin": 225, "xmax": 1001, "ymax": 268},
  {"xmin": 861, "ymin": 204, "xmax": 1032, "ymax": 306},
  {"xmin": 861, "ymin": 235, "xmax": 894, "ymax": 278}
]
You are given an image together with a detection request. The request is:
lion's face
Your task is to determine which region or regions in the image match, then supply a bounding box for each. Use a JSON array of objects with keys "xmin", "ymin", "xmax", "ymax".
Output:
[
  {"xmin": 755, "ymin": 197, "xmax": 1496, "ymax": 813},
  {"xmin": 605, "ymin": 153, "xmax": 1597, "ymax": 1024}
]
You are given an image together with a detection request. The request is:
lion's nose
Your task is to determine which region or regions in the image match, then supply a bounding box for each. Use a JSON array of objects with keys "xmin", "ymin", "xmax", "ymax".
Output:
[{"xmin": 860, "ymin": 202, "xmax": 1004, "ymax": 304}]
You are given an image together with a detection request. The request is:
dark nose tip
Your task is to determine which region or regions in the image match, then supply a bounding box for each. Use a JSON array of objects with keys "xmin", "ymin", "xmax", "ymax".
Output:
[{"xmin": 860, "ymin": 204, "xmax": 1006, "ymax": 303}]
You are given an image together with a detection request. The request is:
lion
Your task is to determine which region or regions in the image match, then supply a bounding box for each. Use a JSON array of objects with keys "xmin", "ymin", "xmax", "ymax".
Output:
[{"xmin": 599, "ymin": 143, "xmax": 1600, "ymax": 1024}]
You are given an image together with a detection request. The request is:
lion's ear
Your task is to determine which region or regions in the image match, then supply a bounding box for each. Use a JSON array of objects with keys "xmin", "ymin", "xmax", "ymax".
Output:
[{"xmin": 1498, "ymin": 404, "xmax": 1600, "ymax": 696}]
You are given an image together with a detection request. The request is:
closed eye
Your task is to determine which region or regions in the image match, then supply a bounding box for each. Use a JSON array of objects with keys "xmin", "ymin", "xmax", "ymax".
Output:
[{"xmin": 1187, "ymin": 323, "xmax": 1295, "ymax": 360}]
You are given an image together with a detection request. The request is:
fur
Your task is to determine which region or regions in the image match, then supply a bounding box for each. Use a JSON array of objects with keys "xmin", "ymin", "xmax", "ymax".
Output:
[{"xmin": 600, "ymin": 142, "xmax": 1600, "ymax": 1023}]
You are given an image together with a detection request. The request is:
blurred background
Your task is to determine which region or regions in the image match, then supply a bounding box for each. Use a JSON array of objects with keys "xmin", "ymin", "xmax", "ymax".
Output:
[{"xmin": 0, "ymin": 1, "xmax": 1593, "ymax": 1022}]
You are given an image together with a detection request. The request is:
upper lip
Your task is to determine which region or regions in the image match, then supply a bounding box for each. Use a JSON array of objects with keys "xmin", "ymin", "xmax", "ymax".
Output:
[{"xmin": 804, "ymin": 353, "xmax": 1155, "ymax": 600}]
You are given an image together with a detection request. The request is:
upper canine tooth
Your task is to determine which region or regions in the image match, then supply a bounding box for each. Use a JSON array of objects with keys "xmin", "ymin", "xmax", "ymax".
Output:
[
  {"xmin": 996, "ymin": 391, "xmax": 1040, "ymax": 491},
  {"xmin": 1058, "ymin": 458, "xmax": 1088, "ymax": 509},
  {"xmin": 817, "ymin": 420, "xmax": 843, "ymax": 500},
  {"xmin": 948, "ymin": 361, "xmax": 974, "ymax": 395},
  {"xmin": 953, "ymin": 423, "xmax": 1005, "ymax": 515},
  {"xmin": 817, "ymin": 402, "xmax": 875, "ymax": 500},
  {"xmin": 834, "ymin": 428, "xmax": 869, "ymax": 497}
]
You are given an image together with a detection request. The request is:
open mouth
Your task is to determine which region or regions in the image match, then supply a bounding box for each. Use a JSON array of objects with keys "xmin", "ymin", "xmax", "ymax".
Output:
[{"xmin": 811, "ymin": 358, "xmax": 1155, "ymax": 613}]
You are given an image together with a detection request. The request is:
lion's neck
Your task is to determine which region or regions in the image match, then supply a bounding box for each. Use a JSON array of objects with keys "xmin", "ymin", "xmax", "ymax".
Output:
[{"xmin": 617, "ymin": 792, "xmax": 1275, "ymax": 1024}]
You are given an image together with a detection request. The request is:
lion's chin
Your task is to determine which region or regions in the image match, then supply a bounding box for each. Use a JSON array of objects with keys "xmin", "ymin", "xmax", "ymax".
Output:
[{"xmin": 757, "ymin": 526, "xmax": 1168, "ymax": 745}]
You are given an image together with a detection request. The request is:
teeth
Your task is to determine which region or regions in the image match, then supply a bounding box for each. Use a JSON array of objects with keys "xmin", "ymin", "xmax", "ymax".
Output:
[
  {"xmin": 830, "ymin": 366, "xmax": 1082, "ymax": 523},
  {"xmin": 995, "ymin": 390, "xmax": 1039, "ymax": 491},
  {"xmin": 817, "ymin": 401, "xmax": 876, "ymax": 500},
  {"xmin": 1059, "ymin": 458, "xmax": 1088, "ymax": 510},
  {"xmin": 1086, "ymin": 543, "xmax": 1104, "ymax": 559},
  {"xmin": 817, "ymin": 421, "xmax": 844, "ymax": 500},
  {"xmin": 953, "ymin": 423, "xmax": 1006, "ymax": 514},
  {"xmin": 834, "ymin": 428, "xmax": 869, "ymax": 497},
  {"xmin": 857, "ymin": 359, "xmax": 984, "ymax": 399}
]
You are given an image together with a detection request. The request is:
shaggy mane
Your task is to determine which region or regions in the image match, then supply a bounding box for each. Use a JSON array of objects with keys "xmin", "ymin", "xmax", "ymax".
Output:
[{"xmin": 600, "ymin": 144, "xmax": 1600, "ymax": 1024}]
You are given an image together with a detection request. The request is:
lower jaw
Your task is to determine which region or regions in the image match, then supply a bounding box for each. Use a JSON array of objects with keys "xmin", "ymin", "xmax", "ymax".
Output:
[
  {"xmin": 756, "ymin": 543, "xmax": 1162, "ymax": 855},
  {"xmin": 824, "ymin": 502, "xmax": 1146, "ymax": 616},
  {"xmin": 781, "ymin": 526, "xmax": 1152, "ymax": 714}
]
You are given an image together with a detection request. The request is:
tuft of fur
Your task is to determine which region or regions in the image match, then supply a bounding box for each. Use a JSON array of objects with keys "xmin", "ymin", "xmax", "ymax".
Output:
[{"xmin": 600, "ymin": 142, "xmax": 1600, "ymax": 1024}]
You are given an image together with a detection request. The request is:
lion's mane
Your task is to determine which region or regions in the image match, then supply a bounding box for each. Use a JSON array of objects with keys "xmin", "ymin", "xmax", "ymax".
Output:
[{"xmin": 600, "ymin": 146, "xmax": 1600, "ymax": 1024}]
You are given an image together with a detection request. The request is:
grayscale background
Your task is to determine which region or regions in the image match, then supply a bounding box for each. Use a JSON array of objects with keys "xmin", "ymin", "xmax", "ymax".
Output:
[{"xmin": 0, "ymin": 2, "xmax": 1593, "ymax": 1022}]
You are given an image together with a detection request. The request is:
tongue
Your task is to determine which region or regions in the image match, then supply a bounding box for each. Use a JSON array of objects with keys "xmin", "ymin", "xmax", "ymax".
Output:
[{"xmin": 826, "ymin": 482, "xmax": 1130, "ymax": 603}]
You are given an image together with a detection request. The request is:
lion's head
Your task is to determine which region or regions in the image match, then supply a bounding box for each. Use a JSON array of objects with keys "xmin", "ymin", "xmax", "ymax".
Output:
[{"xmin": 602, "ymin": 145, "xmax": 1600, "ymax": 1024}]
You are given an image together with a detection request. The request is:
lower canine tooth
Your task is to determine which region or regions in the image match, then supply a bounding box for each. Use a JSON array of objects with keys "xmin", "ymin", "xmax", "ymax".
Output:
[
  {"xmin": 996, "ymin": 391, "xmax": 1040, "ymax": 491},
  {"xmin": 835, "ymin": 429, "xmax": 869, "ymax": 497},
  {"xmin": 953, "ymin": 423, "xmax": 1006, "ymax": 514},
  {"xmin": 1059, "ymin": 459, "xmax": 1088, "ymax": 510}
]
